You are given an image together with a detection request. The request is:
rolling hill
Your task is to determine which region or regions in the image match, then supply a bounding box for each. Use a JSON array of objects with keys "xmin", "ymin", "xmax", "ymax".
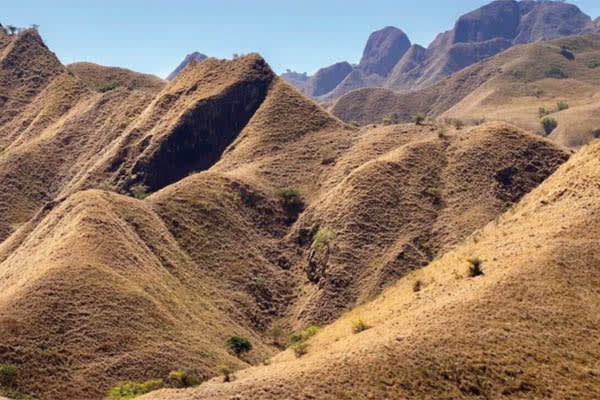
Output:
[
  {"xmin": 332, "ymin": 34, "xmax": 600, "ymax": 148},
  {"xmin": 0, "ymin": 27, "xmax": 576, "ymax": 400}
]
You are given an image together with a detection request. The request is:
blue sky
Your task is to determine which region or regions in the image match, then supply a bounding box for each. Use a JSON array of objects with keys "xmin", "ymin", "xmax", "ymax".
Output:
[{"xmin": 3, "ymin": 1, "xmax": 599, "ymax": 78}]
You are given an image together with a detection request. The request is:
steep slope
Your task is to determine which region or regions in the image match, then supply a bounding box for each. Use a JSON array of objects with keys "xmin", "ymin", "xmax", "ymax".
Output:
[
  {"xmin": 287, "ymin": 0, "xmax": 597, "ymax": 100},
  {"xmin": 0, "ymin": 30, "xmax": 575, "ymax": 400},
  {"xmin": 333, "ymin": 34, "xmax": 600, "ymax": 148},
  {"xmin": 142, "ymin": 120, "xmax": 600, "ymax": 400},
  {"xmin": 67, "ymin": 62, "xmax": 165, "ymax": 92},
  {"xmin": 166, "ymin": 52, "xmax": 208, "ymax": 81}
]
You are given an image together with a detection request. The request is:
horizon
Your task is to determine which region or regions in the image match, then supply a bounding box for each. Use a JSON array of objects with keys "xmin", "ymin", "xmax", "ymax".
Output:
[{"xmin": 2, "ymin": 0, "xmax": 600, "ymax": 79}]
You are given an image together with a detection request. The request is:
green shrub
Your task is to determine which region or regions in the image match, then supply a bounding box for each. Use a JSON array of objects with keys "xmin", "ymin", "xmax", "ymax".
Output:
[
  {"xmin": 275, "ymin": 188, "xmax": 303, "ymax": 209},
  {"xmin": 98, "ymin": 83, "xmax": 120, "ymax": 93},
  {"xmin": 467, "ymin": 257, "xmax": 484, "ymax": 277},
  {"xmin": 382, "ymin": 112, "xmax": 400, "ymax": 126},
  {"xmin": 556, "ymin": 101, "xmax": 569, "ymax": 111},
  {"xmin": 226, "ymin": 336, "xmax": 252, "ymax": 357},
  {"xmin": 592, "ymin": 128, "xmax": 600, "ymax": 139},
  {"xmin": 166, "ymin": 370, "xmax": 201, "ymax": 388},
  {"xmin": 412, "ymin": 113, "xmax": 425, "ymax": 125},
  {"xmin": 351, "ymin": 319, "xmax": 370, "ymax": 334},
  {"xmin": 289, "ymin": 326, "xmax": 320, "ymax": 346},
  {"xmin": 265, "ymin": 326, "xmax": 285, "ymax": 347},
  {"xmin": 425, "ymin": 187, "xmax": 442, "ymax": 203},
  {"xmin": 292, "ymin": 342, "xmax": 308, "ymax": 357},
  {"xmin": 312, "ymin": 228, "xmax": 336, "ymax": 249},
  {"xmin": 538, "ymin": 107, "xmax": 551, "ymax": 118},
  {"xmin": 540, "ymin": 117, "xmax": 558, "ymax": 136},
  {"xmin": 0, "ymin": 364, "xmax": 17, "ymax": 387},
  {"xmin": 215, "ymin": 365, "xmax": 232, "ymax": 383},
  {"xmin": 107, "ymin": 379, "xmax": 163, "ymax": 400}
]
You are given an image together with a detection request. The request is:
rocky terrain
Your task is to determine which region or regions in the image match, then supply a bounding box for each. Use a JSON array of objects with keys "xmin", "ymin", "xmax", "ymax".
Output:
[{"xmin": 283, "ymin": 0, "xmax": 599, "ymax": 100}]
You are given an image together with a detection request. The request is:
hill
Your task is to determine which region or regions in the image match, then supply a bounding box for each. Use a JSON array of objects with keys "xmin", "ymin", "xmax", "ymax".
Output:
[
  {"xmin": 283, "ymin": 0, "xmax": 598, "ymax": 100},
  {"xmin": 143, "ymin": 130, "xmax": 600, "ymax": 400},
  {"xmin": 332, "ymin": 34, "xmax": 600, "ymax": 148},
  {"xmin": 0, "ymin": 27, "xmax": 573, "ymax": 400},
  {"xmin": 166, "ymin": 52, "xmax": 208, "ymax": 81}
]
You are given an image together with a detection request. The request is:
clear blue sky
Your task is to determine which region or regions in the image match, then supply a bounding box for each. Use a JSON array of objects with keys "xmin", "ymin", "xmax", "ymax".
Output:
[{"xmin": 3, "ymin": 1, "xmax": 599, "ymax": 78}]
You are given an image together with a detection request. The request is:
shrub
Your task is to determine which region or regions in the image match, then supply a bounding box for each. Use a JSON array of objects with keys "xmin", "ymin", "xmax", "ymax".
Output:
[
  {"xmin": 226, "ymin": 336, "xmax": 252, "ymax": 357},
  {"xmin": 451, "ymin": 118, "xmax": 464, "ymax": 130},
  {"xmin": 292, "ymin": 342, "xmax": 308, "ymax": 357},
  {"xmin": 425, "ymin": 187, "xmax": 442, "ymax": 203},
  {"xmin": 413, "ymin": 279, "xmax": 422, "ymax": 293},
  {"xmin": 215, "ymin": 365, "xmax": 232, "ymax": 383},
  {"xmin": 467, "ymin": 257, "xmax": 484, "ymax": 277},
  {"xmin": 592, "ymin": 128, "xmax": 600, "ymax": 139},
  {"xmin": 275, "ymin": 188, "xmax": 303, "ymax": 210},
  {"xmin": 312, "ymin": 228, "xmax": 336, "ymax": 249},
  {"xmin": 412, "ymin": 113, "xmax": 425, "ymax": 125},
  {"xmin": 351, "ymin": 319, "xmax": 370, "ymax": 334},
  {"xmin": 98, "ymin": 83, "xmax": 120, "ymax": 93},
  {"xmin": 538, "ymin": 107, "xmax": 551, "ymax": 118},
  {"xmin": 382, "ymin": 112, "xmax": 400, "ymax": 126},
  {"xmin": 289, "ymin": 326, "xmax": 320, "ymax": 346},
  {"xmin": 166, "ymin": 370, "xmax": 201, "ymax": 388},
  {"xmin": 556, "ymin": 101, "xmax": 569, "ymax": 111},
  {"xmin": 265, "ymin": 326, "xmax": 285, "ymax": 347},
  {"xmin": 540, "ymin": 117, "xmax": 558, "ymax": 136},
  {"xmin": 545, "ymin": 65, "xmax": 567, "ymax": 79},
  {"xmin": 0, "ymin": 364, "xmax": 17, "ymax": 387},
  {"xmin": 107, "ymin": 379, "xmax": 163, "ymax": 400},
  {"xmin": 587, "ymin": 59, "xmax": 600, "ymax": 69}
]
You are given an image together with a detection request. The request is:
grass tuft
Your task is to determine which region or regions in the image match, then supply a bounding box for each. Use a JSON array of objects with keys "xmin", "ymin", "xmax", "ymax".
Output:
[{"xmin": 107, "ymin": 379, "xmax": 163, "ymax": 400}]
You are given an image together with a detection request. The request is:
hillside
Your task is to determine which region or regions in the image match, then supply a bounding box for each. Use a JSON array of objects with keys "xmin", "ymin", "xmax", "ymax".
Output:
[
  {"xmin": 283, "ymin": 0, "xmax": 599, "ymax": 100},
  {"xmin": 0, "ymin": 27, "xmax": 575, "ymax": 400},
  {"xmin": 332, "ymin": 34, "xmax": 600, "ymax": 148},
  {"xmin": 143, "ymin": 129, "xmax": 600, "ymax": 400}
]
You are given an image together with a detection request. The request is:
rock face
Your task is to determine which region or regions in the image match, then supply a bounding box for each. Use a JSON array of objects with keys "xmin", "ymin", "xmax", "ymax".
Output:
[
  {"xmin": 307, "ymin": 61, "xmax": 353, "ymax": 96},
  {"xmin": 358, "ymin": 26, "xmax": 411, "ymax": 76},
  {"xmin": 166, "ymin": 51, "xmax": 208, "ymax": 81},
  {"xmin": 285, "ymin": 0, "xmax": 597, "ymax": 99}
]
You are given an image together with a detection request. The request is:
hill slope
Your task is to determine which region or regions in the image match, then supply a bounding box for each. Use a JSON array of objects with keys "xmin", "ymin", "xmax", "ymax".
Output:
[
  {"xmin": 333, "ymin": 34, "xmax": 600, "ymax": 148},
  {"xmin": 142, "ymin": 112, "xmax": 600, "ymax": 400}
]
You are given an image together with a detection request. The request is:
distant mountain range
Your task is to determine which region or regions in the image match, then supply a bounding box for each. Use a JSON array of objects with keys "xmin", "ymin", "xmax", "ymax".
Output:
[
  {"xmin": 282, "ymin": 0, "xmax": 600, "ymax": 100},
  {"xmin": 166, "ymin": 51, "xmax": 207, "ymax": 81}
]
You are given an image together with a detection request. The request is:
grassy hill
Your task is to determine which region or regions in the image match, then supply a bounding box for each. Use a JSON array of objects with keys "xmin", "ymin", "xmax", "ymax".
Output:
[{"xmin": 332, "ymin": 34, "xmax": 600, "ymax": 149}]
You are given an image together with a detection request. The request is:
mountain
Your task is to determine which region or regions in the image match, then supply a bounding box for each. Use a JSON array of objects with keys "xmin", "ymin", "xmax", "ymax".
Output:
[
  {"xmin": 143, "ymin": 126, "xmax": 600, "ymax": 400},
  {"xmin": 285, "ymin": 0, "xmax": 598, "ymax": 100},
  {"xmin": 332, "ymin": 34, "xmax": 600, "ymax": 149},
  {"xmin": 0, "ymin": 27, "xmax": 574, "ymax": 400},
  {"xmin": 166, "ymin": 51, "xmax": 208, "ymax": 81}
]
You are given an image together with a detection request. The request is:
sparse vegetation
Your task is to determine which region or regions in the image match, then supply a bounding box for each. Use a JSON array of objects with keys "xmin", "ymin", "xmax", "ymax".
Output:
[
  {"xmin": 592, "ymin": 128, "xmax": 600, "ymax": 139},
  {"xmin": 425, "ymin": 187, "xmax": 442, "ymax": 203},
  {"xmin": 120, "ymin": 117, "xmax": 134, "ymax": 129},
  {"xmin": 450, "ymin": 118, "xmax": 464, "ymax": 130},
  {"xmin": 413, "ymin": 279, "xmax": 422, "ymax": 292},
  {"xmin": 98, "ymin": 83, "xmax": 120, "ymax": 93},
  {"xmin": 275, "ymin": 188, "xmax": 304, "ymax": 216},
  {"xmin": 540, "ymin": 117, "xmax": 558, "ymax": 136},
  {"xmin": 412, "ymin": 113, "xmax": 425, "ymax": 125},
  {"xmin": 545, "ymin": 65, "xmax": 567, "ymax": 79},
  {"xmin": 587, "ymin": 59, "xmax": 600, "ymax": 69},
  {"xmin": 216, "ymin": 365, "xmax": 232, "ymax": 383},
  {"xmin": 467, "ymin": 257, "xmax": 484, "ymax": 277},
  {"xmin": 312, "ymin": 228, "xmax": 337, "ymax": 249},
  {"xmin": 107, "ymin": 379, "xmax": 163, "ymax": 400},
  {"xmin": 166, "ymin": 370, "xmax": 202, "ymax": 388},
  {"xmin": 289, "ymin": 326, "xmax": 320, "ymax": 356},
  {"xmin": 538, "ymin": 107, "xmax": 551, "ymax": 118},
  {"xmin": 351, "ymin": 318, "xmax": 370, "ymax": 334},
  {"xmin": 556, "ymin": 101, "xmax": 569, "ymax": 111},
  {"xmin": 292, "ymin": 341, "xmax": 308, "ymax": 357},
  {"xmin": 0, "ymin": 364, "xmax": 17, "ymax": 387},
  {"xmin": 226, "ymin": 336, "xmax": 252, "ymax": 357},
  {"xmin": 130, "ymin": 183, "xmax": 152, "ymax": 200},
  {"xmin": 265, "ymin": 326, "xmax": 285, "ymax": 348},
  {"xmin": 382, "ymin": 112, "xmax": 400, "ymax": 126}
]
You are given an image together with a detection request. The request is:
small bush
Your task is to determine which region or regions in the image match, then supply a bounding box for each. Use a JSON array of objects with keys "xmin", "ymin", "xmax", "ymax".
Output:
[
  {"xmin": 540, "ymin": 117, "xmax": 558, "ymax": 136},
  {"xmin": 265, "ymin": 326, "xmax": 285, "ymax": 347},
  {"xmin": 413, "ymin": 279, "xmax": 422, "ymax": 293},
  {"xmin": 98, "ymin": 82, "xmax": 120, "ymax": 93},
  {"xmin": 292, "ymin": 342, "xmax": 308, "ymax": 357},
  {"xmin": 215, "ymin": 365, "xmax": 232, "ymax": 383},
  {"xmin": 412, "ymin": 113, "xmax": 425, "ymax": 125},
  {"xmin": 467, "ymin": 257, "xmax": 484, "ymax": 277},
  {"xmin": 587, "ymin": 59, "xmax": 600, "ymax": 69},
  {"xmin": 538, "ymin": 107, "xmax": 551, "ymax": 118},
  {"xmin": 451, "ymin": 118, "xmax": 464, "ymax": 130},
  {"xmin": 592, "ymin": 128, "xmax": 600, "ymax": 139},
  {"xmin": 226, "ymin": 336, "xmax": 252, "ymax": 357},
  {"xmin": 275, "ymin": 188, "xmax": 303, "ymax": 209},
  {"xmin": 351, "ymin": 319, "xmax": 370, "ymax": 334},
  {"xmin": 312, "ymin": 228, "xmax": 336, "ymax": 249},
  {"xmin": 289, "ymin": 326, "xmax": 320, "ymax": 346},
  {"xmin": 107, "ymin": 379, "xmax": 163, "ymax": 400},
  {"xmin": 556, "ymin": 101, "xmax": 569, "ymax": 111},
  {"xmin": 545, "ymin": 65, "xmax": 567, "ymax": 79},
  {"xmin": 166, "ymin": 370, "xmax": 201, "ymax": 388},
  {"xmin": 0, "ymin": 364, "xmax": 17, "ymax": 387},
  {"xmin": 425, "ymin": 187, "xmax": 442, "ymax": 203},
  {"xmin": 382, "ymin": 112, "xmax": 400, "ymax": 126}
]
